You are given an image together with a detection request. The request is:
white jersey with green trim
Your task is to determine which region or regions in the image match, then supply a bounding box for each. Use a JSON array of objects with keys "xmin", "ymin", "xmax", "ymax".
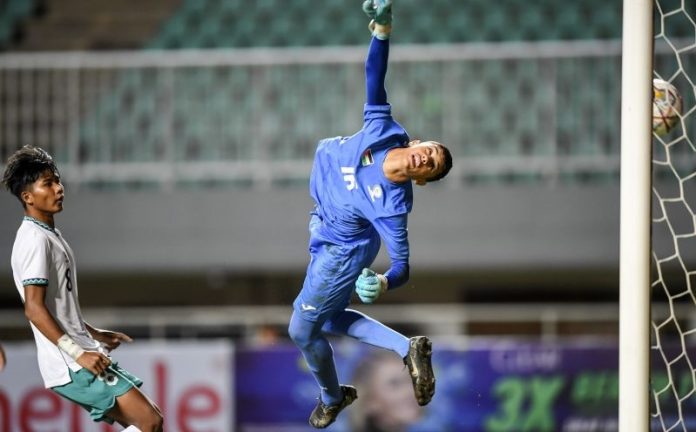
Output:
[{"xmin": 11, "ymin": 217, "xmax": 101, "ymax": 388}]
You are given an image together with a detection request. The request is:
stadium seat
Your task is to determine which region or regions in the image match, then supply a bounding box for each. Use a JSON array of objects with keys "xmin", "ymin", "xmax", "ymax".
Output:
[
  {"xmin": 147, "ymin": 0, "xmax": 623, "ymax": 49},
  {"xmin": 58, "ymin": 0, "xmax": 642, "ymax": 188}
]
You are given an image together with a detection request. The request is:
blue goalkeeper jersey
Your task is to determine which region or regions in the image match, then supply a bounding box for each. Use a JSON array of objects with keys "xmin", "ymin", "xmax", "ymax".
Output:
[{"xmin": 309, "ymin": 103, "xmax": 412, "ymax": 288}]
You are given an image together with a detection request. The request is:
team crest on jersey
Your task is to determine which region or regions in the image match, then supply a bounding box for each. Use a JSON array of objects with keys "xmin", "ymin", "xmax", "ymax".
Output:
[
  {"xmin": 367, "ymin": 184, "xmax": 383, "ymax": 202},
  {"xmin": 361, "ymin": 149, "xmax": 374, "ymax": 166}
]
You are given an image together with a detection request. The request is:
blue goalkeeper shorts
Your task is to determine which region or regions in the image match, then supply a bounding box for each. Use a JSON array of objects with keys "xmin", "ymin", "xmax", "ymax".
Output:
[{"xmin": 293, "ymin": 214, "xmax": 381, "ymax": 323}]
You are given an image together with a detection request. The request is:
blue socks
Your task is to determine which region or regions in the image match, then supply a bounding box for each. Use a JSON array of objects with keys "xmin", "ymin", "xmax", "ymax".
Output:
[
  {"xmin": 289, "ymin": 309, "xmax": 410, "ymax": 406},
  {"xmin": 289, "ymin": 312, "xmax": 343, "ymax": 405},
  {"xmin": 323, "ymin": 309, "xmax": 409, "ymax": 358}
]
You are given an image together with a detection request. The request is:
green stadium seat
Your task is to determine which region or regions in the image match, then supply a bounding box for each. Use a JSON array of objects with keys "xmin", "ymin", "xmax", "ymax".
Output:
[
  {"xmin": 66, "ymin": 0, "xmax": 640, "ymax": 188},
  {"xmin": 147, "ymin": 0, "xmax": 624, "ymax": 49}
]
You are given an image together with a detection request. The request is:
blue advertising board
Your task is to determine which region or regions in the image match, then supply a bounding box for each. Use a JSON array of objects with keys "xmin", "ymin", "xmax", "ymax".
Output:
[{"xmin": 235, "ymin": 339, "xmax": 695, "ymax": 431}]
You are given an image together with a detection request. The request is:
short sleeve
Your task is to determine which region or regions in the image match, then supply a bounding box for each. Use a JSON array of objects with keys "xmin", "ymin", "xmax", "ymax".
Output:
[{"xmin": 16, "ymin": 232, "xmax": 50, "ymax": 286}]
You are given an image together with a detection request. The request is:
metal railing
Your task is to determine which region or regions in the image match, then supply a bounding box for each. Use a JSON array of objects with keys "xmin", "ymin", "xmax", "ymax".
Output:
[
  {"xmin": 0, "ymin": 302, "xmax": 666, "ymax": 341},
  {"xmin": 0, "ymin": 40, "xmax": 633, "ymax": 189},
  {"xmin": 1, "ymin": 40, "xmax": 689, "ymax": 189}
]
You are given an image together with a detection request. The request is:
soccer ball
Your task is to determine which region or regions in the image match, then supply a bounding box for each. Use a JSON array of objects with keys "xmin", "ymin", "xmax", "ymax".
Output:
[{"xmin": 653, "ymin": 78, "xmax": 683, "ymax": 136}]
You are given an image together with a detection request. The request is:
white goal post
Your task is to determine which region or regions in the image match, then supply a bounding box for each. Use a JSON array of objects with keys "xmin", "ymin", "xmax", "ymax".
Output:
[{"xmin": 619, "ymin": 0, "xmax": 654, "ymax": 431}]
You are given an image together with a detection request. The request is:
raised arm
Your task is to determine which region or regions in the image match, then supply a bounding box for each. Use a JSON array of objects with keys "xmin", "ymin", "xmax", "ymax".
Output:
[{"xmin": 363, "ymin": 0, "xmax": 393, "ymax": 105}]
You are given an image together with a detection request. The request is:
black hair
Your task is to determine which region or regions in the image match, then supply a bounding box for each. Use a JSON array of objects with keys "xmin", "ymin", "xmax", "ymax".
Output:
[
  {"xmin": 428, "ymin": 144, "xmax": 453, "ymax": 183},
  {"xmin": 2, "ymin": 146, "xmax": 60, "ymax": 205}
]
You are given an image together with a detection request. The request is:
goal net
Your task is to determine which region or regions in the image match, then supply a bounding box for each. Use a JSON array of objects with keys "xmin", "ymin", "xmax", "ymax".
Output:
[{"xmin": 650, "ymin": 0, "xmax": 696, "ymax": 430}]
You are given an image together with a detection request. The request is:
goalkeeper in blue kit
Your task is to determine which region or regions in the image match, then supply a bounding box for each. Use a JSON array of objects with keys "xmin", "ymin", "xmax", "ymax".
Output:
[{"xmin": 288, "ymin": 0, "xmax": 453, "ymax": 428}]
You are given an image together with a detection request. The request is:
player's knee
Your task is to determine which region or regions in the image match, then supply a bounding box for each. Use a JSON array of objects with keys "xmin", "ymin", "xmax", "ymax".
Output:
[
  {"xmin": 288, "ymin": 323, "xmax": 307, "ymax": 347},
  {"xmin": 138, "ymin": 410, "xmax": 163, "ymax": 432},
  {"xmin": 155, "ymin": 413, "xmax": 164, "ymax": 431},
  {"xmin": 288, "ymin": 323, "xmax": 314, "ymax": 349}
]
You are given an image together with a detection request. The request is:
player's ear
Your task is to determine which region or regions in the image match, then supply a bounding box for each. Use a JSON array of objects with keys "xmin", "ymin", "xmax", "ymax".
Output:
[
  {"xmin": 21, "ymin": 190, "xmax": 33, "ymax": 206},
  {"xmin": 408, "ymin": 139, "xmax": 422, "ymax": 147}
]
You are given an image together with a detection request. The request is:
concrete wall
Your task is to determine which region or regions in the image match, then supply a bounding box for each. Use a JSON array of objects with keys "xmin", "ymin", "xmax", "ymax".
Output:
[{"xmin": 0, "ymin": 184, "xmax": 621, "ymax": 288}]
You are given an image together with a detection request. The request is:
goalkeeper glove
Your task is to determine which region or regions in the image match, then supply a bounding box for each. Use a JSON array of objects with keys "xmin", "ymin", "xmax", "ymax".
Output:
[
  {"xmin": 362, "ymin": 0, "xmax": 392, "ymax": 25},
  {"xmin": 355, "ymin": 268, "xmax": 388, "ymax": 303}
]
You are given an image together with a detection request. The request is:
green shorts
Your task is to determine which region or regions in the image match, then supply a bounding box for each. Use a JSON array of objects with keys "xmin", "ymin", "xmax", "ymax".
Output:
[{"xmin": 51, "ymin": 362, "xmax": 143, "ymax": 424}]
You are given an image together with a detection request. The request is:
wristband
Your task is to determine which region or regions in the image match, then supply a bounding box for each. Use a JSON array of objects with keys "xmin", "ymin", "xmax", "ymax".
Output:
[
  {"xmin": 370, "ymin": 21, "xmax": 391, "ymax": 40},
  {"xmin": 57, "ymin": 334, "xmax": 85, "ymax": 360}
]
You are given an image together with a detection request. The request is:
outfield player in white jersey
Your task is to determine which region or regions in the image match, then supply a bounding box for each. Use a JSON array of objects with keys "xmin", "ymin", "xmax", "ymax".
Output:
[{"xmin": 3, "ymin": 146, "xmax": 163, "ymax": 432}]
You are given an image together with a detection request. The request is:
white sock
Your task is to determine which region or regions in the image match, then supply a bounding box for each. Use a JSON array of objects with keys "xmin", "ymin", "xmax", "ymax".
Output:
[{"xmin": 122, "ymin": 427, "xmax": 142, "ymax": 432}]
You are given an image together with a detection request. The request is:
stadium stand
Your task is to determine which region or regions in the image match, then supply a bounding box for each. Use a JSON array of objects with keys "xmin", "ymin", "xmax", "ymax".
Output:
[
  {"xmin": 11, "ymin": 0, "xmax": 179, "ymax": 51},
  {"xmin": 66, "ymin": 52, "xmax": 629, "ymax": 188},
  {"xmin": 7, "ymin": 0, "xmax": 694, "ymax": 188},
  {"xmin": 2, "ymin": 0, "xmax": 633, "ymax": 52},
  {"xmin": 148, "ymin": 0, "xmax": 625, "ymax": 49}
]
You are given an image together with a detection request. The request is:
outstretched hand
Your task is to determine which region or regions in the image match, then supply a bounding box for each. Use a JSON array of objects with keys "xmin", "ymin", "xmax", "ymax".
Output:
[
  {"xmin": 355, "ymin": 268, "xmax": 388, "ymax": 303},
  {"xmin": 363, "ymin": 0, "xmax": 393, "ymax": 40}
]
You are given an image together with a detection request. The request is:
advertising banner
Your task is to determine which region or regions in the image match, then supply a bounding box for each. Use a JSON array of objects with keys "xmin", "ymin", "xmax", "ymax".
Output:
[
  {"xmin": 2, "ymin": 338, "xmax": 693, "ymax": 431},
  {"xmin": 236, "ymin": 339, "xmax": 695, "ymax": 432},
  {"xmin": 0, "ymin": 341, "xmax": 233, "ymax": 432}
]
